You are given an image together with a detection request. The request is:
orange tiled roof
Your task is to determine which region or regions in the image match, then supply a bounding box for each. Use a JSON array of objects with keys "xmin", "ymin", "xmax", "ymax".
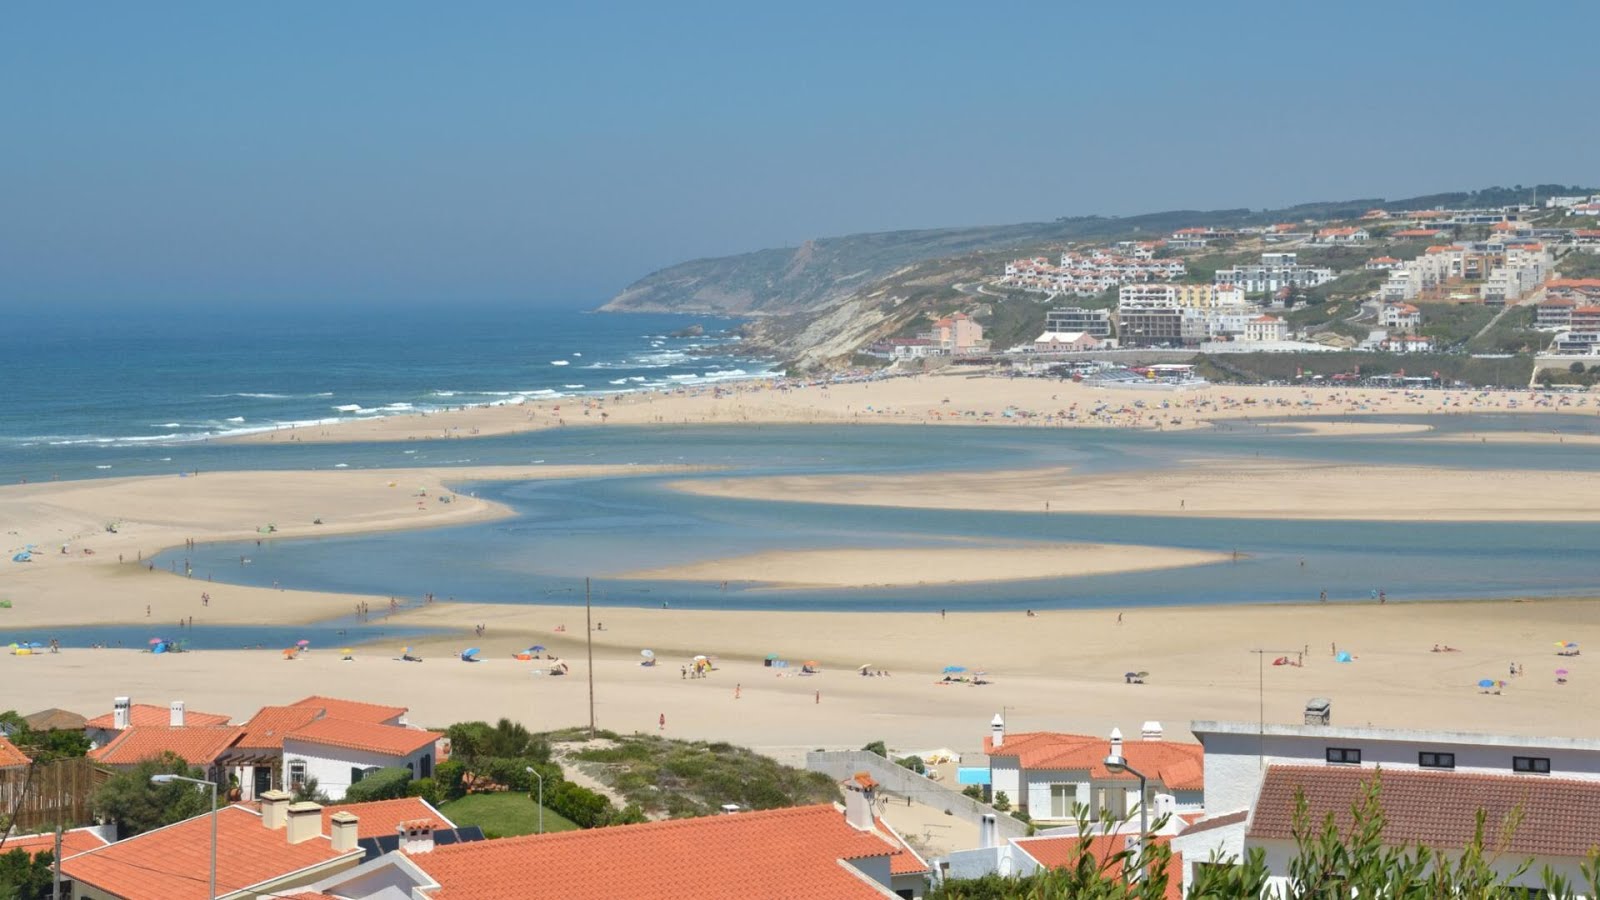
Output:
[
  {"xmin": 1016, "ymin": 833, "xmax": 1182, "ymax": 899},
  {"xmin": 985, "ymin": 732, "xmax": 1205, "ymax": 790},
  {"xmin": 85, "ymin": 704, "xmax": 231, "ymax": 730},
  {"xmin": 2, "ymin": 828, "xmax": 109, "ymax": 860},
  {"xmin": 288, "ymin": 696, "xmax": 407, "ymax": 724},
  {"xmin": 235, "ymin": 706, "xmax": 322, "ymax": 750},
  {"xmin": 321, "ymin": 796, "xmax": 454, "ymax": 839},
  {"xmin": 409, "ymin": 804, "xmax": 903, "ymax": 900},
  {"xmin": 0, "ymin": 735, "xmax": 31, "ymax": 768},
  {"xmin": 88, "ymin": 726, "xmax": 243, "ymax": 767},
  {"xmin": 63, "ymin": 805, "xmax": 357, "ymax": 900},
  {"xmin": 285, "ymin": 718, "xmax": 440, "ymax": 757},
  {"xmin": 872, "ymin": 817, "xmax": 929, "ymax": 875}
]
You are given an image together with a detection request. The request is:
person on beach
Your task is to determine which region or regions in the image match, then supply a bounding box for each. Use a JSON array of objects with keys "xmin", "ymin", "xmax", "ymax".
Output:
[
  {"xmin": 658, "ymin": 713, "xmax": 665, "ymax": 731},
  {"xmin": 735, "ymin": 684, "xmax": 741, "ymax": 700}
]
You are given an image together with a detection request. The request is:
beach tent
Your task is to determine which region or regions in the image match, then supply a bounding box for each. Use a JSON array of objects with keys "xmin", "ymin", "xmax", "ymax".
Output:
[
  {"xmin": 461, "ymin": 648, "xmax": 481, "ymax": 661},
  {"xmin": 1335, "ymin": 652, "xmax": 1353, "ymax": 663},
  {"xmin": 11, "ymin": 552, "xmax": 30, "ymax": 563}
]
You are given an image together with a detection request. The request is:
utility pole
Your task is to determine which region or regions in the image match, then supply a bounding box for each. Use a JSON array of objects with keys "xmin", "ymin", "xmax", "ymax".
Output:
[
  {"xmin": 585, "ymin": 577, "xmax": 596, "ymax": 738},
  {"xmin": 52, "ymin": 826, "xmax": 62, "ymax": 900},
  {"xmin": 1250, "ymin": 648, "xmax": 1304, "ymax": 770}
]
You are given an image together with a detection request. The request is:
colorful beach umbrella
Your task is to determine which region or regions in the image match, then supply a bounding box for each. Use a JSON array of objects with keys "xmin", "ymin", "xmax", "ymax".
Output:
[
  {"xmin": 640, "ymin": 649, "xmax": 655, "ymax": 659},
  {"xmin": 530, "ymin": 645, "xmax": 547, "ymax": 652},
  {"xmin": 296, "ymin": 639, "xmax": 311, "ymax": 647}
]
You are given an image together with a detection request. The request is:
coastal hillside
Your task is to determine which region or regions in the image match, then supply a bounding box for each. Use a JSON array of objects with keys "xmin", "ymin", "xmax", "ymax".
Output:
[{"xmin": 599, "ymin": 186, "xmax": 1582, "ymax": 317}]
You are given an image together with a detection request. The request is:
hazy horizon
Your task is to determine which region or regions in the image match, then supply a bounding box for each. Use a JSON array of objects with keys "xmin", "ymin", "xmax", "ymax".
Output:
[{"xmin": 4, "ymin": 1, "xmax": 1596, "ymax": 311}]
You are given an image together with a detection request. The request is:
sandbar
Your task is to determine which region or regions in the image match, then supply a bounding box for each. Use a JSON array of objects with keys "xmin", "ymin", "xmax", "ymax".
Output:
[
  {"xmin": 619, "ymin": 543, "xmax": 1228, "ymax": 589},
  {"xmin": 671, "ymin": 461, "xmax": 1600, "ymax": 521}
]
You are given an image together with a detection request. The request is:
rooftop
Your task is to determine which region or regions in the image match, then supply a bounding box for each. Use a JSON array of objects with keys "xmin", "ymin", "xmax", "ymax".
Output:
[
  {"xmin": 234, "ymin": 705, "xmax": 323, "ymax": 750},
  {"xmin": 1014, "ymin": 833, "xmax": 1182, "ymax": 899},
  {"xmin": 23, "ymin": 707, "xmax": 87, "ymax": 732},
  {"xmin": 288, "ymin": 695, "xmax": 408, "ymax": 724},
  {"xmin": 406, "ymin": 803, "xmax": 905, "ymax": 900},
  {"xmin": 285, "ymin": 717, "xmax": 441, "ymax": 757},
  {"xmin": 0, "ymin": 735, "xmax": 31, "ymax": 768},
  {"xmin": 986, "ymin": 732, "xmax": 1204, "ymax": 790},
  {"xmin": 87, "ymin": 725, "xmax": 244, "ymax": 767},
  {"xmin": 86, "ymin": 704, "xmax": 230, "ymax": 731},
  {"xmin": 2, "ymin": 827, "xmax": 109, "ymax": 860},
  {"xmin": 62, "ymin": 805, "xmax": 357, "ymax": 900},
  {"xmin": 322, "ymin": 796, "xmax": 454, "ymax": 839},
  {"xmin": 1249, "ymin": 765, "xmax": 1600, "ymax": 859}
]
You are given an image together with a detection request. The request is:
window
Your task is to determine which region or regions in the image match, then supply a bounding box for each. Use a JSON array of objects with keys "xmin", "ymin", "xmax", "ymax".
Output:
[
  {"xmin": 351, "ymin": 767, "xmax": 366, "ymax": 785},
  {"xmin": 1419, "ymin": 752, "xmax": 1455, "ymax": 769},
  {"xmin": 1513, "ymin": 756, "xmax": 1551, "ymax": 774},
  {"xmin": 1049, "ymin": 784, "xmax": 1076, "ymax": 819},
  {"xmin": 1326, "ymin": 747, "xmax": 1361, "ymax": 765},
  {"xmin": 420, "ymin": 753, "xmax": 433, "ymax": 779},
  {"xmin": 288, "ymin": 761, "xmax": 307, "ymax": 791}
]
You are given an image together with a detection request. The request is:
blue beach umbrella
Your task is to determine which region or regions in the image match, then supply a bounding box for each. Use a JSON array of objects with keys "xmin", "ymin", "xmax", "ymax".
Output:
[
  {"xmin": 943, "ymin": 665, "xmax": 966, "ymax": 674},
  {"xmin": 461, "ymin": 648, "xmax": 481, "ymax": 661},
  {"xmin": 1477, "ymin": 678, "xmax": 1497, "ymax": 689},
  {"xmin": 529, "ymin": 645, "xmax": 547, "ymax": 653}
]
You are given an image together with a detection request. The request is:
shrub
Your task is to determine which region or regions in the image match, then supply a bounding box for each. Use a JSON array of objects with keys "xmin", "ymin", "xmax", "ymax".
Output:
[
  {"xmin": 406, "ymin": 777, "xmax": 441, "ymax": 806},
  {"xmin": 992, "ymin": 791, "xmax": 1011, "ymax": 812},
  {"xmin": 861, "ymin": 741, "xmax": 888, "ymax": 757},
  {"xmin": 896, "ymin": 755, "xmax": 926, "ymax": 775},
  {"xmin": 342, "ymin": 767, "xmax": 411, "ymax": 803},
  {"xmin": 962, "ymin": 785, "xmax": 984, "ymax": 801},
  {"xmin": 434, "ymin": 759, "xmax": 467, "ymax": 801}
]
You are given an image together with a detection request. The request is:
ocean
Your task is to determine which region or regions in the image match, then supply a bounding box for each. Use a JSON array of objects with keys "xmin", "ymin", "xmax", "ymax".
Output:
[{"xmin": 1, "ymin": 306, "xmax": 773, "ymax": 480}]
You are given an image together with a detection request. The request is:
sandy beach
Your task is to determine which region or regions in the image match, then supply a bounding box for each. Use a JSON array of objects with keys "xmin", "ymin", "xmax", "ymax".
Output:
[
  {"xmin": 0, "ymin": 465, "xmax": 694, "ymax": 628},
  {"xmin": 668, "ymin": 461, "xmax": 1600, "ymax": 522},
  {"xmin": 225, "ymin": 375, "xmax": 1600, "ymax": 445},
  {"xmin": 8, "ymin": 598, "xmax": 1595, "ymax": 765},
  {"xmin": 620, "ymin": 543, "xmax": 1230, "ymax": 589}
]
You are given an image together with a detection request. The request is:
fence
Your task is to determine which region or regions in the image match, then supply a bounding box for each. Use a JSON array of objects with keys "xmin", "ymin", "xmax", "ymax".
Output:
[
  {"xmin": 1, "ymin": 757, "xmax": 110, "ymax": 834},
  {"xmin": 806, "ymin": 750, "xmax": 1028, "ymax": 841}
]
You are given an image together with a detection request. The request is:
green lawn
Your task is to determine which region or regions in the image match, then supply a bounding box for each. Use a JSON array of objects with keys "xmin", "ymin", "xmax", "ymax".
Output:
[{"xmin": 439, "ymin": 792, "xmax": 580, "ymax": 837}]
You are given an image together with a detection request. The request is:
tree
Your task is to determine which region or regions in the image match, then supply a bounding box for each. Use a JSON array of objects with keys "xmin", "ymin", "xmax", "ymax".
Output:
[
  {"xmin": 0, "ymin": 848, "xmax": 53, "ymax": 900},
  {"xmin": 1572, "ymin": 361, "xmax": 1586, "ymax": 374},
  {"xmin": 860, "ymin": 741, "xmax": 888, "ymax": 758},
  {"xmin": 0, "ymin": 711, "xmax": 91, "ymax": 761},
  {"xmin": 292, "ymin": 776, "xmax": 332, "ymax": 805},
  {"xmin": 991, "ymin": 791, "xmax": 1010, "ymax": 812},
  {"xmin": 91, "ymin": 754, "xmax": 213, "ymax": 838}
]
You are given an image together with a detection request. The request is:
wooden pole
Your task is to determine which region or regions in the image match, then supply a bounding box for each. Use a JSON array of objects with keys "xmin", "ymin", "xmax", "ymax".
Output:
[{"xmin": 586, "ymin": 577, "xmax": 596, "ymax": 738}]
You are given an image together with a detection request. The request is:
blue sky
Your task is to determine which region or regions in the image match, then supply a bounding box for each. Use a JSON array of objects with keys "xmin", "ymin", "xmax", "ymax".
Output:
[{"xmin": 3, "ymin": 1, "xmax": 1595, "ymax": 309}]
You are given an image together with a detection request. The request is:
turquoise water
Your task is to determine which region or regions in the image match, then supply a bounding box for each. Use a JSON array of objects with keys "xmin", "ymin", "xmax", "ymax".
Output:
[{"xmin": 138, "ymin": 418, "xmax": 1600, "ymax": 624}]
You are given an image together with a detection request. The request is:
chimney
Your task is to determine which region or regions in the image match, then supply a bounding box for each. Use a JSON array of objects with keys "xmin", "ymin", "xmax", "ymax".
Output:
[
  {"xmin": 113, "ymin": 697, "xmax": 131, "ymax": 731},
  {"xmin": 329, "ymin": 812, "xmax": 359, "ymax": 853},
  {"xmin": 842, "ymin": 774, "xmax": 876, "ymax": 831},
  {"xmin": 170, "ymin": 701, "xmax": 186, "ymax": 728},
  {"xmin": 259, "ymin": 790, "xmax": 291, "ymax": 830},
  {"xmin": 1141, "ymin": 721, "xmax": 1162, "ymax": 742},
  {"xmin": 398, "ymin": 820, "xmax": 435, "ymax": 854},
  {"xmin": 286, "ymin": 801, "xmax": 322, "ymax": 845},
  {"xmin": 978, "ymin": 814, "xmax": 997, "ymax": 850},
  {"xmin": 1109, "ymin": 727, "xmax": 1124, "ymax": 758},
  {"xmin": 1124, "ymin": 834, "xmax": 1144, "ymax": 882},
  {"xmin": 990, "ymin": 713, "xmax": 1005, "ymax": 749}
]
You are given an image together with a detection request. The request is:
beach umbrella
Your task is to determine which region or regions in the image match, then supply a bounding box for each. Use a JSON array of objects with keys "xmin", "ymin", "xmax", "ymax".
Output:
[
  {"xmin": 530, "ymin": 645, "xmax": 547, "ymax": 652},
  {"xmin": 859, "ymin": 664, "xmax": 873, "ymax": 670},
  {"xmin": 148, "ymin": 638, "xmax": 163, "ymax": 645},
  {"xmin": 640, "ymin": 649, "xmax": 655, "ymax": 659},
  {"xmin": 461, "ymin": 648, "xmax": 481, "ymax": 660},
  {"xmin": 693, "ymin": 654, "xmax": 709, "ymax": 661},
  {"xmin": 1477, "ymin": 678, "xmax": 1497, "ymax": 689},
  {"xmin": 765, "ymin": 653, "xmax": 780, "ymax": 660},
  {"xmin": 296, "ymin": 639, "xmax": 311, "ymax": 647},
  {"xmin": 1335, "ymin": 652, "xmax": 1353, "ymax": 663},
  {"xmin": 1557, "ymin": 668, "xmax": 1570, "ymax": 676},
  {"xmin": 942, "ymin": 665, "xmax": 966, "ymax": 674}
]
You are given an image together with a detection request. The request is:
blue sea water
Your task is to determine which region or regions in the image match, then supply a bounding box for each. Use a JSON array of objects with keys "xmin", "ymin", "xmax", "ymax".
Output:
[{"xmin": 0, "ymin": 306, "xmax": 770, "ymax": 480}]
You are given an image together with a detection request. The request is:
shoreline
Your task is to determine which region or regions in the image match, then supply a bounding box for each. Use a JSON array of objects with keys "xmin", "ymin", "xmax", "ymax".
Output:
[{"xmin": 218, "ymin": 375, "xmax": 1600, "ymax": 446}]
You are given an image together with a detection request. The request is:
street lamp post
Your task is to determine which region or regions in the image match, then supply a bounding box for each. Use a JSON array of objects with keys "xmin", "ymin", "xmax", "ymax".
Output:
[
  {"xmin": 524, "ymin": 766, "xmax": 545, "ymax": 834},
  {"xmin": 151, "ymin": 773, "xmax": 217, "ymax": 900},
  {"xmin": 1101, "ymin": 728, "xmax": 1148, "ymax": 883}
]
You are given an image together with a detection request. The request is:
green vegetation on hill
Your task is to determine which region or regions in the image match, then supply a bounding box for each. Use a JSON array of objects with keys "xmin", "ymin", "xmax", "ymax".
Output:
[
  {"xmin": 1414, "ymin": 302, "xmax": 1497, "ymax": 350},
  {"xmin": 1467, "ymin": 306, "xmax": 1549, "ymax": 354},
  {"xmin": 1559, "ymin": 251, "xmax": 1600, "ymax": 279},
  {"xmin": 981, "ymin": 297, "xmax": 1048, "ymax": 350},
  {"xmin": 563, "ymin": 732, "xmax": 840, "ymax": 819}
]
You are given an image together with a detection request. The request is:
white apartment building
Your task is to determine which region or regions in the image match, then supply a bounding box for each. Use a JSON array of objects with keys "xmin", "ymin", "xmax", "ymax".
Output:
[
  {"xmin": 1044, "ymin": 307, "xmax": 1112, "ymax": 338},
  {"xmin": 1482, "ymin": 244, "xmax": 1554, "ymax": 304},
  {"xmin": 1173, "ymin": 719, "xmax": 1600, "ymax": 897},
  {"xmin": 1241, "ymin": 316, "xmax": 1289, "ymax": 343},
  {"xmin": 1381, "ymin": 302, "xmax": 1421, "ymax": 332},
  {"xmin": 1001, "ymin": 251, "xmax": 1184, "ymax": 297},
  {"xmin": 1214, "ymin": 252, "xmax": 1335, "ymax": 294}
]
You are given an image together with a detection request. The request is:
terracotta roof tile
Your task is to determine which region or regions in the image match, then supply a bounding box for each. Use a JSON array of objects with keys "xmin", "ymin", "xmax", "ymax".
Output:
[
  {"xmin": 0, "ymin": 735, "xmax": 31, "ymax": 768},
  {"xmin": 1178, "ymin": 809, "xmax": 1248, "ymax": 836},
  {"xmin": 63, "ymin": 805, "xmax": 357, "ymax": 900},
  {"xmin": 2, "ymin": 828, "xmax": 109, "ymax": 860},
  {"xmin": 288, "ymin": 696, "xmax": 407, "ymax": 724},
  {"xmin": 1249, "ymin": 765, "xmax": 1600, "ymax": 858},
  {"xmin": 87, "ymin": 726, "xmax": 243, "ymax": 767},
  {"xmin": 1016, "ymin": 833, "xmax": 1182, "ymax": 899},
  {"xmin": 986, "ymin": 733, "xmax": 1205, "ymax": 790},
  {"xmin": 235, "ymin": 706, "xmax": 322, "ymax": 749},
  {"xmin": 22, "ymin": 708, "xmax": 87, "ymax": 731},
  {"xmin": 85, "ymin": 704, "xmax": 230, "ymax": 730},
  {"xmin": 410, "ymin": 803, "xmax": 901, "ymax": 899},
  {"xmin": 322, "ymin": 796, "xmax": 454, "ymax": 838},
  {"xmin": 285, "ymin": 718, "xmax": 440, "ymax": 757}
]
